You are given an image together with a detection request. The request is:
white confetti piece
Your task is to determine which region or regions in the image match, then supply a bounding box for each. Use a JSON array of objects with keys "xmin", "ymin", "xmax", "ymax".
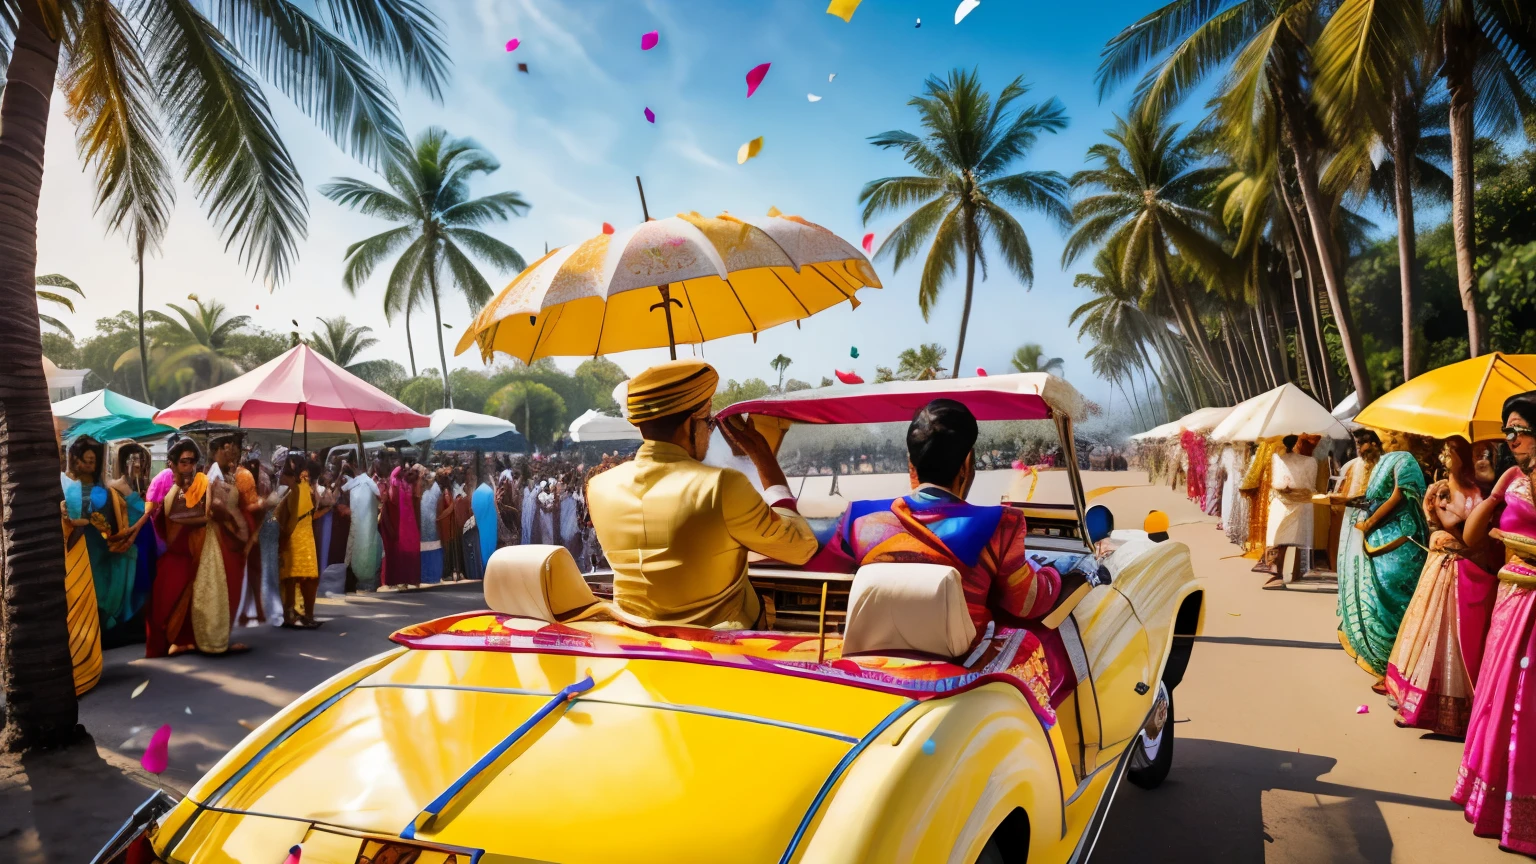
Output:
[
  {"xmin": 131, "ymin": 681, "xmax": 149, "ymax": 699},
  {"xmin": 807, "ymin": 93, "xmax": 822, "ymax": 102}
]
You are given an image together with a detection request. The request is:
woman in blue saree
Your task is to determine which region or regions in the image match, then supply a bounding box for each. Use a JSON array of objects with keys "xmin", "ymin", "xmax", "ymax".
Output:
[{"xmin": 1337, "ymin": 435, "xmax": 1429, "ymax": 684}]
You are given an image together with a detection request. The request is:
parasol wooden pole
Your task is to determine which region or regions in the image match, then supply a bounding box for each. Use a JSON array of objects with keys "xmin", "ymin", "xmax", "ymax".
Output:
[
  {"xmin": 636, "ymin": 175, "xmax": 681, "ymax": 360},
  {"xmin": 816, "ymin": 581, "xmax": 829, "ymax": 664}
]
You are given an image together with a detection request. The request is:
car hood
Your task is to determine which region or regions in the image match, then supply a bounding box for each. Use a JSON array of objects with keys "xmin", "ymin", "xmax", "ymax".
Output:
[{"xmin": 171, "ymin": 647, "xmax": 910, "ymax": 864}]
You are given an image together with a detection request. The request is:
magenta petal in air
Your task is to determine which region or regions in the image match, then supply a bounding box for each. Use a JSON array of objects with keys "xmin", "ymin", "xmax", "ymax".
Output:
[
  {"xmin": 745, "ymin": 63, "xmax": 771, "ymax": 97},
  {"xmin": 141, "ymin": 724, "xmax": 171, "ymax": 774},
  {"xmin": 505, "ymin": 38, "xmax": 520, "ymax": 52},
  {"xmin": 644, "ymin": 107, "xmax": 655, "ymax": 123},
  {"xmin": 641, "ymin": 31, "xmax": 659, "ymax": 51}
]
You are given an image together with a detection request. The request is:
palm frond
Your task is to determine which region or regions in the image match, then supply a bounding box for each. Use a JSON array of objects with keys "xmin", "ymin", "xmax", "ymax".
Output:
[
  {"xmin": 209, "ymin": 0, "xmax": 411, "ymax": 166},
  {"xmin": 144, "ymin": 0, "xmax": 308, "ymax": 285},
  {"xmin": 874, "ymin": 195, "xmax": 953, "ymax": 272},
  {"xmin": 440, "ymin": 236, "xmax": 495, "ymax": 310},
  {"xmin": 977, "ymin": 199, "xmax": 1035, "ymax": 286},
  {"xmin": 315, "ymin": 0, "xmax": 449, "ymax": 99},
  {"xmin": 39, "ymin": 314, "xmax": 73, "ymax": 338},
  {"xmin": 340, "ymin": 224, "xmax": 415, "ymax": 293},
  {"xmin": 382, "ymin": 234, "xmax": 429, "ymax": 320},
  {"xmin": 981, "ymin": 171, "xmax": 1071, "ymax": 228},
  {"xmin": 1096, "ymin": 0, "xmax": 1237, "ymax": 99},
  {"xmin": 446, "ymin": 227, "xmax": 525, "ymax": 272},
  {"xmin": 319, "ymin": 176, "xmax": 416, "ymax": 221},
  {"xmin": 916, "ymin": 207, "xmax": 964, "ymax": 320},
  {"xmin": 1130, "ymin": 1, "xmax": 1267, "ymax": 113},
  {"xmin": 35, "ymin": 273, "xmax": 85, "ymax": 303},
  {"xmin": 439, "ymin": 191, "xmax": 530, "ymax": 227},
  {"xmin": 1311, "ymin": 0, "xmax": 1426, "ymax": 139},
  {"xmin": 63, "ymin": 0, "xmax": 175, "ymax": 253},
  {"xmin": 857, "ymin": 175, "xmax": 947, "ymax": 224},
  {"xmin": 866, "ymin": 129, "xmax": 949, "ymax": 177}
]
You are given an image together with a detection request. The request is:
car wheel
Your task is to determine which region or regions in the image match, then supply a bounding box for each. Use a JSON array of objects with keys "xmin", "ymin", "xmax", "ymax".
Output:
[{"xmin": 1126, "ymin": 683, "xmax": 1173, "ymax": 789}]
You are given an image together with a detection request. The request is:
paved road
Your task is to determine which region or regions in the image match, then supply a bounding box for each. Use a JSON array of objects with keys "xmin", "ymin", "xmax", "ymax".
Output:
[
  {"xmin": 83, "ymin": 581, "xmax": 490, "ymax": 792},
  {"xmin": 4, "ymin": 474, "xmax": 1509, "ymax": 862}
]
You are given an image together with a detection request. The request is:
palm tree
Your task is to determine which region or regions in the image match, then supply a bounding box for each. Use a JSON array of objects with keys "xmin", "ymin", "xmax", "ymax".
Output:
[
  {"xmin": 1095, "ymin": 0, "xmax": 1376, "ymax": 406},
  {"xmin": 896, "ymin": 343, "xmax": 949, "ymax": 380},
  {"xmin": 322, "ymin": 127, "xmax": 529, "ymax": 410},
  {"xmin": 309, "ymin": 315, "xmax": 396, "ymax": 381},
  {"xmin": 859, "ymin": 68, "xmax": 1070, "ymax": 377},
  {"xmin": 1010, "ymin": 343, "xmax": 1065, "ymax": 376},
  {"xmin": 34, "ymin": 274, "xmax": 84, "ymax": 338},
  {"xmin": 1429, "ymin": 1, "xmax": 1536, "ymax": 357},
  {"xmin": 114, "ymin": 297, "xmax": 248, "ymax": 404},
  {"xmin": 0, "ymin": 0, "xmax": 448, "ymax": 750},
  {"xmin": 769, "ymin": 354, "xmax": 792, "ymax": 392},
  {"xmin": 1312, "ymin": 1, "xmax": 1446, "ymax": 379},
  {"xmin": 1064, "ymin": 108, "xmax": 1235, "ymax": 403}
]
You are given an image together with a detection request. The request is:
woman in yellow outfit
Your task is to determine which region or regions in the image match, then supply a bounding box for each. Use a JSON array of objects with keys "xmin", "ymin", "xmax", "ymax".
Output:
[{"xmin": 59, "ymin": 439, "xmax": 103, "ymax": 695}]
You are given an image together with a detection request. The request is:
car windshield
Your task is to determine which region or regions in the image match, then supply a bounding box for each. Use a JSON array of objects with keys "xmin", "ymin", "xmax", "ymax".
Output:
[{"xmin": 775, "ymin": 418, "xmax": 1072, "ymax": 519}]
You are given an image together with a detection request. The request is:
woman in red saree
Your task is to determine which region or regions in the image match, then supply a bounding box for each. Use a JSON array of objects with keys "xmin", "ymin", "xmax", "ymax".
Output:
[{"xmin": 146, "ymin": 440, "xmax": 245, "ymax": 657}]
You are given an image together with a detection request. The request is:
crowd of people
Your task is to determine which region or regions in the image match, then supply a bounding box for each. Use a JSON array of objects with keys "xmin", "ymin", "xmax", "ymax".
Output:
[
  {"xmin": 1135, "ymin": 392, "xmax": 1536, "ymax": 855},
  {"xmin": 56, "ymin": 429, "xmax": 630, "ymax": 690}
]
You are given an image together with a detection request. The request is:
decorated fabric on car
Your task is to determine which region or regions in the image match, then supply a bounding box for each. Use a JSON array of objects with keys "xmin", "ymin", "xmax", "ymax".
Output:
[{"xmin": 392, "ymin": 613, "xmax": 1056, "ymax": 727}]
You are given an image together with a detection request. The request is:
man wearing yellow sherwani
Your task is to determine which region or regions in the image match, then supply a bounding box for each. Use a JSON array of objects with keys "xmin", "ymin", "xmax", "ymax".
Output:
[{"xmin": 587, "ymin": 359, "xmax": 819, "ymax": 629}]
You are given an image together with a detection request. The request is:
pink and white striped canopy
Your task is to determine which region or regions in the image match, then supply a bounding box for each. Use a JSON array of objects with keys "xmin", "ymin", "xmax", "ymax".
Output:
[{"xmin": 154, "ymin": 344, "xmax": 428, "ymax": 434}]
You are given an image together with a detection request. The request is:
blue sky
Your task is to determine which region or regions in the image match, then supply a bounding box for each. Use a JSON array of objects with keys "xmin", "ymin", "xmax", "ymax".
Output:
[{"xmin": 38, "ymin": 0, "xmax": 1199, "ymax": 408}]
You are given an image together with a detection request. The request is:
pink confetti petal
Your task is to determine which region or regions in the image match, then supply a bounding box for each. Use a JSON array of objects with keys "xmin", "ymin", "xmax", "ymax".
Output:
[
  {"xmin": 641, "ymin": 30, "xmax": 659, "ymax": 51},
  {"xmin": 834, "ymin": 369, "xmax": 864, "ymax": 385},
  {"xmin": 141, "ymin": 723, "xmax": 171, "ymax": 774},
  {"xmin": 1012, "ymin": 460, "xmax": 1025, "ymax": 470},
  {"xmin": 644, "ymin": 107, "xmax": 655, "ymax": 123},
  {"xmin": 505, "ymin": 38, "xmax": 520, "ymax": 52},
  {"xmin": 976, "ymin": 367, "xmax": 988, "ymax": 377},
  {"xmin": 283, "ymin": 845, "xmax": 302, "ymax": 864},
  {"xmin": 1356, "ymin": 704, "xmax": 1369, "ymax": 714},
  {"xmin": 861, "ymin": 232, "xmax": 874, "ymax": 253},
  {"xmin": 602, "ymin": 222, "xmax": 615, "ymax": 235},
  {"xmin": 745, "ymin": 63, "xmax": 771, "ymax": 98}
]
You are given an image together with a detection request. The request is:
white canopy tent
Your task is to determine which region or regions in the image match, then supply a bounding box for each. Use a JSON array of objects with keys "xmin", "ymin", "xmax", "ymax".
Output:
[
  {"xmin": 406, "ymin": 409, "xmax": 519, "ymax": 445},
  {"xmin": 1130, "ymin": 405, "xmax": 1235, "ymax": 441},
  {"xmin": 568, "ymin": 409, "xmax": 640, "ymax": 443},
  {"xmin": 1210, "ymin": 383, "xmax": 1351, "ymax": 442},
  {"xmin": 1332, "ymin": 391, "xmax": 1361, "ymax": 424}
]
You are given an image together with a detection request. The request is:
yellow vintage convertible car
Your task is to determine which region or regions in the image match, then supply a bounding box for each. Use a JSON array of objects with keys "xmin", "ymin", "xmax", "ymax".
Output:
[{"xmin": 96, "ymin": 373, "xmax": 1203, "ymax": 864}]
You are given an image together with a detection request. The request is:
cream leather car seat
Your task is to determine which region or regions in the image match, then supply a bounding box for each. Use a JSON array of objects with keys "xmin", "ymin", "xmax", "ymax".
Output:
[
  {"xmin": 484, "ymin": 545, "xmax": 606, "ymax": 623},
  {"xmin": 842, "ymin": 562, "xmax": 977, "ymax": 660}
]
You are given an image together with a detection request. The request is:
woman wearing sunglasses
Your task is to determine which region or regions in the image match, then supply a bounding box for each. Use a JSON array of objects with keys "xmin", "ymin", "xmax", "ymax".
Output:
[{"xmin": 1453, "ymin": 390, "xmax": 1536, "ymax": 854}]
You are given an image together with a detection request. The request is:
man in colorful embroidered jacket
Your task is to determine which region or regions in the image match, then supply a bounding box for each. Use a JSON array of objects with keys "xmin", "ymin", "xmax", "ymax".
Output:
[{"xmin": 807, "ymin": 399, "xmax": 1063, "ymax": 636}]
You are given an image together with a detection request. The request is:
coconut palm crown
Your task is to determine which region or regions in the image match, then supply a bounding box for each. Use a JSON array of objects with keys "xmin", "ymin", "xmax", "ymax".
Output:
[
  {"xmin": 321, "ymin": 127, "xmax": 529, "ymax": 409},
  {"xmin": 858, "ymin": 68, "xmax": 1070, "ymax": 377}
]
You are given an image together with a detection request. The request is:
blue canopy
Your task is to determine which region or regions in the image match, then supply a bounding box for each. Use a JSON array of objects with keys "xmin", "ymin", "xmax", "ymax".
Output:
[{"xmin": 432, "ymin": 430, "xmax": 527, "ymax": 453}]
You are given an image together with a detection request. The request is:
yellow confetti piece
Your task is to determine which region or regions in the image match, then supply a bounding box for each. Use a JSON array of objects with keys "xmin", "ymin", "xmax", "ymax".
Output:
[
  {"xmin": 826, "ymin": 0, "xmax": 862, "ymax": 22},
  {"xmin": 1226, "ymin": 612, "xmax": 1241, "ymax": 616},
  {"xmin": 737, "ymin": 136, "xmax": 764, "ymax": 165},
  {"xmin": 131, "ymin": 681, "xmax": 149, "ymax": 699}
]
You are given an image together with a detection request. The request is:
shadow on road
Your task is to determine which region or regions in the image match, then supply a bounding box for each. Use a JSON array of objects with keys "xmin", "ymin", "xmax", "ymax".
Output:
[
  {"xmin": 1096, "ymin": 737, "xmax": 1458, "ymax": 863},
  {"xmin": 0, "ymin": 734, "xmax": 161, "ymax": 864}
]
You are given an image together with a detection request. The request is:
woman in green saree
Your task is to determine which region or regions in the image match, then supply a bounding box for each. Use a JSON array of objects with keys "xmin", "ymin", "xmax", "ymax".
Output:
[{"xmin": 1338, "ymin": 435, "xmax": 1429, "ymax": 685}]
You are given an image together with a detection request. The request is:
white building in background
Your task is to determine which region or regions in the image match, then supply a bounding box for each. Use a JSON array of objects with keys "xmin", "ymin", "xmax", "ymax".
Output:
[{"xmin": 43, "ymin": 355, "xmax": 90, "ymax": 402}]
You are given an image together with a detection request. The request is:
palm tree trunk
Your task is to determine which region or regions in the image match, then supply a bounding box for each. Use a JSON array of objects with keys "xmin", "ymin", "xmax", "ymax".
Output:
[
  {"xmin": 0, "ymin": 1, "xmax": 82, "ymax": 751},
  {"xmin": 1151, "ymin": 237, "xmax": 1229, "ymax": 403},
  {"xmin": 1390, "ymin": 86, "xmax": 1421, "ymax": 379},
  {"xmin": 135, "ymin": 236, "xmax": 152, "ymax": 405},
  {"xmin": 404, "ymin": 304, "xmax": 417, "ymax": 378},
  {"xmin": 951, "ymin": 216, "xmax": 978, "ymax": 379},
  {"xmin": 1249, "ymin": 303, "xmax": 1277, "ymax": 389},
  {"xmin": 1280, "ymin": 101, "xmax": 1374, "ymax": 405},
  {"xmin": 1443, "ymin": 29, "xmax": 1484, "ymax": 357},
  {"xmin": 427, "ymin": 265, "xmax": 453, "ymax": 409},
  {"xmin": 1279, "ymin": 169, "xmax": 1337, "ymax": 407},
  {"xmin": 1283, "ymin": 243, "xmax": 1321, "ymax": 397}
]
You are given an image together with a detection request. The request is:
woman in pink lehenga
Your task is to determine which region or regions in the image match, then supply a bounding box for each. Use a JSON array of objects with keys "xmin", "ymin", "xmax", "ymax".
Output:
[{"xmin": 1454, "ymin": 392, "xmax": 1536, "ymax": 853}]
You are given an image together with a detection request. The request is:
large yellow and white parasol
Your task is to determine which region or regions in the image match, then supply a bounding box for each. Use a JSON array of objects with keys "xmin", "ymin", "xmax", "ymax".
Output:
[{"xmin": 455, "ymin": 208, "xmax": 881, "ymax": 364}]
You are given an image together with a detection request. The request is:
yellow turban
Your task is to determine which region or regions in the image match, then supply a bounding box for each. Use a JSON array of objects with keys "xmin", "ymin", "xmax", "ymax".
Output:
[{"xmin": 626, "ymin": 359, "xmax": 719, "ymax": 423}]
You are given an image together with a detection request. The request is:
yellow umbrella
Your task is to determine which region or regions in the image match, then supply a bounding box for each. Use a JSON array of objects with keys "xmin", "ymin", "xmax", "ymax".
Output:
[
  {"xmin": 456, "ymin": 208, "xmax": 880, "ymax": 364},
  {"xmin": 1353, "ymin": 352, "xmax": 1536, "ymax": 441}
]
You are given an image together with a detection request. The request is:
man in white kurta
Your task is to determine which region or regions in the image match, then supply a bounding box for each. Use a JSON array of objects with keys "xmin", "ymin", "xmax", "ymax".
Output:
[{"xmin": 1265, "ymin": 434, "xmax": 1319, "ymax": 585}]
